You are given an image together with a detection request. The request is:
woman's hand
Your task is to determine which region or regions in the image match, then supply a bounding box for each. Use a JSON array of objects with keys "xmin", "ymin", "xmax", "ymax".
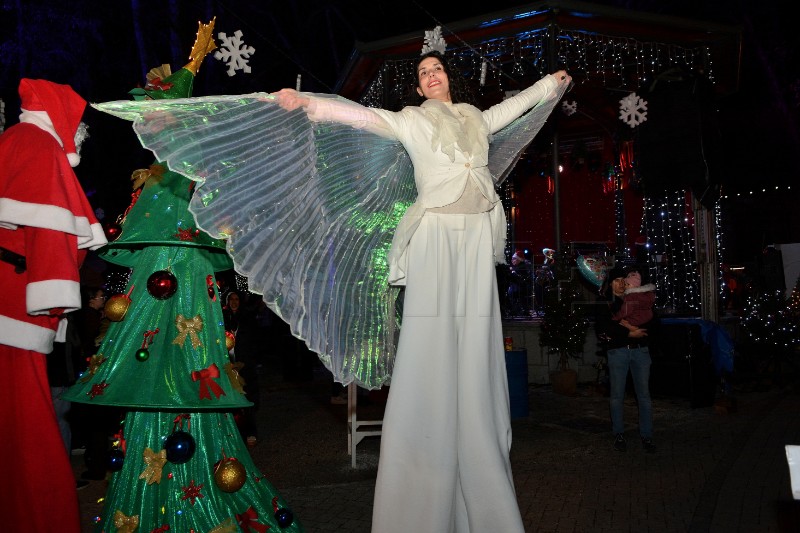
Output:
[
  {"xmin": 271, "ymin": 88, "xmax": 310, "ymax": 111},
  {"xmin": 552, "ymin": 70, "xmax": 572, "ymax": 87}
]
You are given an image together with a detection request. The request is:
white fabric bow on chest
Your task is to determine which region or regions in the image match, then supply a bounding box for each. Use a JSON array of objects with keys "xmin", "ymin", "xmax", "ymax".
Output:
[{"xmin": 422, "ymin": 100, "xmax": 486, "ymax": 162}]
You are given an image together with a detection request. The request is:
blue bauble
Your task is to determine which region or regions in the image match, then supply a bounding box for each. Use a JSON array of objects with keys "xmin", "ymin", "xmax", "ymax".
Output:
[
  {"xmin": 165, "ymin": 430, "xmax": 196, "ymax": 464},
  {"xmin": 107, "ymin": 449, "xmax": 125, "ymax": 471},
  {"xmin": 274, "ymin": 508, "xmax": 294, "ymax": 528}
]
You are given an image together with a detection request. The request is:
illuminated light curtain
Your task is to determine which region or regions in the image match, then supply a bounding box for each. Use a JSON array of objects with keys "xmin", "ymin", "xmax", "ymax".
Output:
[
  {"xmin": 640, "ymin": 190, "xmax": 701, "ymax": 313},
  {"xmin": 360, "ymin": 28, "xmax": 714, "ymax": 110}
]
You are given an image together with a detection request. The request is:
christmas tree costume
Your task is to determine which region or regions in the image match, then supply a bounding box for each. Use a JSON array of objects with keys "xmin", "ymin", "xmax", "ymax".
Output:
[
  {"xmin": 0, "ymin": 79, "xmax": 107, "ymax": 533},
  {"xmin": 64, "ymin": 20, "xmax": 303, "ymax": 532}
]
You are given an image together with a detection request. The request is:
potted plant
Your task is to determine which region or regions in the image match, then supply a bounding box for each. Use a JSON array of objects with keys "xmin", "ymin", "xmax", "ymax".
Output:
[{"xmin": 539, "ymin": 260, "xmax": 589, "ymax": 395}]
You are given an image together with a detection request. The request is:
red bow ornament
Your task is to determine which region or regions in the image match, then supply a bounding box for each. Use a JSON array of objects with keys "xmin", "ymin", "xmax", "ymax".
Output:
[
  {"xmin": 236, "ymin": 506, "xmax": 270, "ymax": 533},
  {"xmin": 191, "ymin": 363, "xmax": 226, "ymax": 400}
]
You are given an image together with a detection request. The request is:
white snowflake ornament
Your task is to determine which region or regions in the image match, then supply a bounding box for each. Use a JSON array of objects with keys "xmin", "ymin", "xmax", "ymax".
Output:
[
  {"xmin": 421, "ymin": 26, "xmax": 446, "ymax": 55},
  {"xmin": 214, "ymin": 30, "xmax": 255, "ymax": 77},
  {"xmin": 619, "ymin": 92, "xmax": 648, "ymax": 128},
  {"xmin": 561, "ymin": 100, "xmax": 577, "ymax": 116}
]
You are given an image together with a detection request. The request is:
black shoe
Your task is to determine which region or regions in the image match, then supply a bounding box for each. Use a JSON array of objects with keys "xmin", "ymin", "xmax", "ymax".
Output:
[
  {"xmin": 641, "ymin": 437, "xmax": 657, "ymax": 453},
  {"xmin": 613, "ymin": 433, "xmax": 627, "ymax": 452}
]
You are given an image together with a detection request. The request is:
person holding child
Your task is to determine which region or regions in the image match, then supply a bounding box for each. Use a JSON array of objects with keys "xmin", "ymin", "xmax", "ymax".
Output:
[{"xmin": 598, "ymin": 265, "xmax": 658, "ymax": 453}]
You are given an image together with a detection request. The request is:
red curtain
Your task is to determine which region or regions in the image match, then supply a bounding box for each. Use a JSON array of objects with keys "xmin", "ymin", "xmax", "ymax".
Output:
[{"xmin": 508, "ymin": 142, "xmax": 645, "ymax": 265}]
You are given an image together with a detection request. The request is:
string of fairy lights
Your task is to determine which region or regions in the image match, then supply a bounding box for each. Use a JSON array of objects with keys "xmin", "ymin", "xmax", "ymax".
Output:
[
  {"xmin": 639, "ymin": 190, "xmax": 701, "ymax": 313},
  {"xmin": 720, "ymin": 185, "xmax": 793, "ymax": 199},
  {"xmin": 612, "ymin": 169, "xmax": 629, "ymax": 258},
  {"xmin": 715, "ymin": 198, "xmax": 728, "ymax": 305},
  {"xmin": 360, "ymin": 27, "xmax": 713, "ymax": 110}
]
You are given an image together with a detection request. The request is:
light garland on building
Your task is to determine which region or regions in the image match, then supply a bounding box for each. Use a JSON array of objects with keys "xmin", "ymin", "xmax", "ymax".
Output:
[
  {"xmin": 640, "ymin": 190, "xmax": 701, "ymax": 313},
  {"xmin": 715, "ymin": 199, "xmax": 728, "ymax": 306},
  {"xmin": 721, "ymin": 185, "xmax": 793, "ymax": 199},
  {"xmin": 612, "ymin": 166, "xmax": 629, "ymax": 258},
  {"xmin": 360, "ymin": 28, "xmax": 714, "ymax": 110}
]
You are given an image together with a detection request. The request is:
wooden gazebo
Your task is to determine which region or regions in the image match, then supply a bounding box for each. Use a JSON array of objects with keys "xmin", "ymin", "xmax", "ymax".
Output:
[{"xmin": 333, "ymin": 0, "xmax": 742, "ymax": 321}]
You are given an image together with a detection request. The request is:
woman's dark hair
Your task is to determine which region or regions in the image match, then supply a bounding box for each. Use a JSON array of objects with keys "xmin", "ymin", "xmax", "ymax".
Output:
[
  {"xmin": 601, "ymin": 265, "xmax": 626, "ymax": 310},
  {"xmin": 404, "ymin": 51, "xmax": 478, "ymax": 107}
]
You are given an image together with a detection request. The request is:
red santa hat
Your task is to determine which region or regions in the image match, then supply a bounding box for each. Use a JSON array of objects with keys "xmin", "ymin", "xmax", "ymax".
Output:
[{"xmin": 18, "ymin": 79, "xmax": 86, "ymax": 167}]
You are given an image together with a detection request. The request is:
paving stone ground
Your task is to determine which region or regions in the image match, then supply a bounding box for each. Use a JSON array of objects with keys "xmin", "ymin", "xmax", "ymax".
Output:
[{"xmin": 74, "ymin": 358, "xmax": 800, "ymax": 532}]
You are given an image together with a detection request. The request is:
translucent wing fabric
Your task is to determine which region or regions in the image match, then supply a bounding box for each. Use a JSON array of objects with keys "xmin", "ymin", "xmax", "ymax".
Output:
[
  {"xmin": 488, "ymin": 82, "xmax": 571, "ymax": 186},
  {"xmin": 93, "ymin": 84, "xmax": 565, "ymax": 389},
  {"xmin": 95, "ymin": 94, "xmax": 415, "ymax": 389}
]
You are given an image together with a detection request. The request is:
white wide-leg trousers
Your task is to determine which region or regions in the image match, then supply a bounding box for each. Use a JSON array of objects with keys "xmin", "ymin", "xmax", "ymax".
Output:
[{"xmin": 371, "ymin": 212, "xmax": 524, "ymax": 533}]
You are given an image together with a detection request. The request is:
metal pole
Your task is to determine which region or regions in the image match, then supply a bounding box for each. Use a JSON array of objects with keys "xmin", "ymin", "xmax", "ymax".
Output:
[
  {"xmin": 548, "ymin": 20, "xmax": 561, "ymax": 253},
  {"xmin": 693, "ymin": 195, "xmax": 719, "ymax": 322}
]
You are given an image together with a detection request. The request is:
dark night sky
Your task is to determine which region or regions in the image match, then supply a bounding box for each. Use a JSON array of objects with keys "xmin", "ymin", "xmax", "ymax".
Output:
[{"xmin": 1, "ymin": 0, "xmax": 798, "ymax": 264}]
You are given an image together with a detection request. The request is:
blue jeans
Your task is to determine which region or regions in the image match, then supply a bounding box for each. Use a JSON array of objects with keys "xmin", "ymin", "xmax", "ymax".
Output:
[{"xmin": 607, "ymin": 346, "xmax": 653, "ymax": 438}]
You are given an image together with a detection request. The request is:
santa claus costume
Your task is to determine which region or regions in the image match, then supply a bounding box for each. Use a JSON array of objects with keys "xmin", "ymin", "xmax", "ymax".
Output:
[{"xmin": 0, "ymin": 79, "xmax": 106, "ymax": 532}]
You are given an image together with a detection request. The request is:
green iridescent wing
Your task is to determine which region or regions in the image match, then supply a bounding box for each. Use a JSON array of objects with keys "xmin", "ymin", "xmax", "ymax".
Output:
[
  {"xmin": 95, "ymin": 94, "xmax": 415, "ymax": 389},
  {"xmin": 488, "ymin": 81, "xmax": 570, "ymax": 186}
]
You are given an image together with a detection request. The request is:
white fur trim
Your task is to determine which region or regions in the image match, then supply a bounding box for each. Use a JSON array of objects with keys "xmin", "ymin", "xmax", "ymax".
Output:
[
  {"xmin": 0, "ymin": 198, "xmax": 107, "ymax": 249},
  {"xmin": 55, "ymin": 317, "xmax": 68, "ymax": 342},
  {"xmin": 19, "ymin": 109, "xmax": 62, "ymax": 146},
  {"xmin": 0, "ymin": 314, "xmax": 57, "ymax": 353},
  {"xmin": 624, "ymin": 283, "xmax": 656, "ymax": 295},
  {"xmin": 67, "ymin": 152, "xmax": 80, "ymax": 167},
  {"xmin": 27, "ymin": 279, "xmax": 81, "ymax": 315},
  {"xmin": 84, "ymin": 222, "xmax": 108, "ymax": 250}
]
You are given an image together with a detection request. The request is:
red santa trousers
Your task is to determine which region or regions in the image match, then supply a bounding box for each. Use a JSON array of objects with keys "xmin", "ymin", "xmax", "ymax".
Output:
[{"xmin": 0, "ymin": 344, "xmax": 80, "ymax": 532}]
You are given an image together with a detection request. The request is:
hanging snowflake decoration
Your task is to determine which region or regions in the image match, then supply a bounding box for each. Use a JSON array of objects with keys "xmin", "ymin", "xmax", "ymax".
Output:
[
  {"xmin": 619, "ymin": 92, "xmax": 648, "ymax": 128},
  {"xmin": 214, "ymin": 30, "xmax": 255, "ymax": 77},
  {"xmin": 421, "ymin": 26, "xmax": 446, "ymax": 55},
  {"xmin": 561, "ymin": 100, "xmax": 578, "ymax": 116}
]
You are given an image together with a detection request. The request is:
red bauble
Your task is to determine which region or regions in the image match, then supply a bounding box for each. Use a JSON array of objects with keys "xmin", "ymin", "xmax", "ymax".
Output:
[
  {"xmin": 147, "ymin": 270, "xmax": 178, "ymax": 300},
  {"xmin": 104, "ymin": 222, "xmax": 122, "ymax": 241}
]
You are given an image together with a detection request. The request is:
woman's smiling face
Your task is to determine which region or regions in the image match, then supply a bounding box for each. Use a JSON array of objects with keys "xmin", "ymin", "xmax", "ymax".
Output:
[{"xmin": 416, "ymin": 56, "xmax": 451, "ymax": 102}]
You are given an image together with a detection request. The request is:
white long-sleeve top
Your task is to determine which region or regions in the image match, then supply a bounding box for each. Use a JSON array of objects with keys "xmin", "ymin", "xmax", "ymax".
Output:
[{"xmin": 305, "ymin": 73, "xmax": 560, "ymax": 285}]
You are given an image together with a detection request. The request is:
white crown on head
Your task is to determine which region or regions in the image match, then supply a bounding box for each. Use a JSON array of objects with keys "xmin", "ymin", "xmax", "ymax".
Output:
[{"xmin": 421, "ymin": 26, "xmax": 446, "ymax": 55}]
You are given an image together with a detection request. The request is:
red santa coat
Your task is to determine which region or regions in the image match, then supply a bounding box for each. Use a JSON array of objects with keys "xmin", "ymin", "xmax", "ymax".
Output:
[
  {"xmin": 0, "ymin": 122, "xmax": 106, "ymax": 352},
  {"xmin": 0, "ymin": 79, "xmax": 106, "ymax": 533}
]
